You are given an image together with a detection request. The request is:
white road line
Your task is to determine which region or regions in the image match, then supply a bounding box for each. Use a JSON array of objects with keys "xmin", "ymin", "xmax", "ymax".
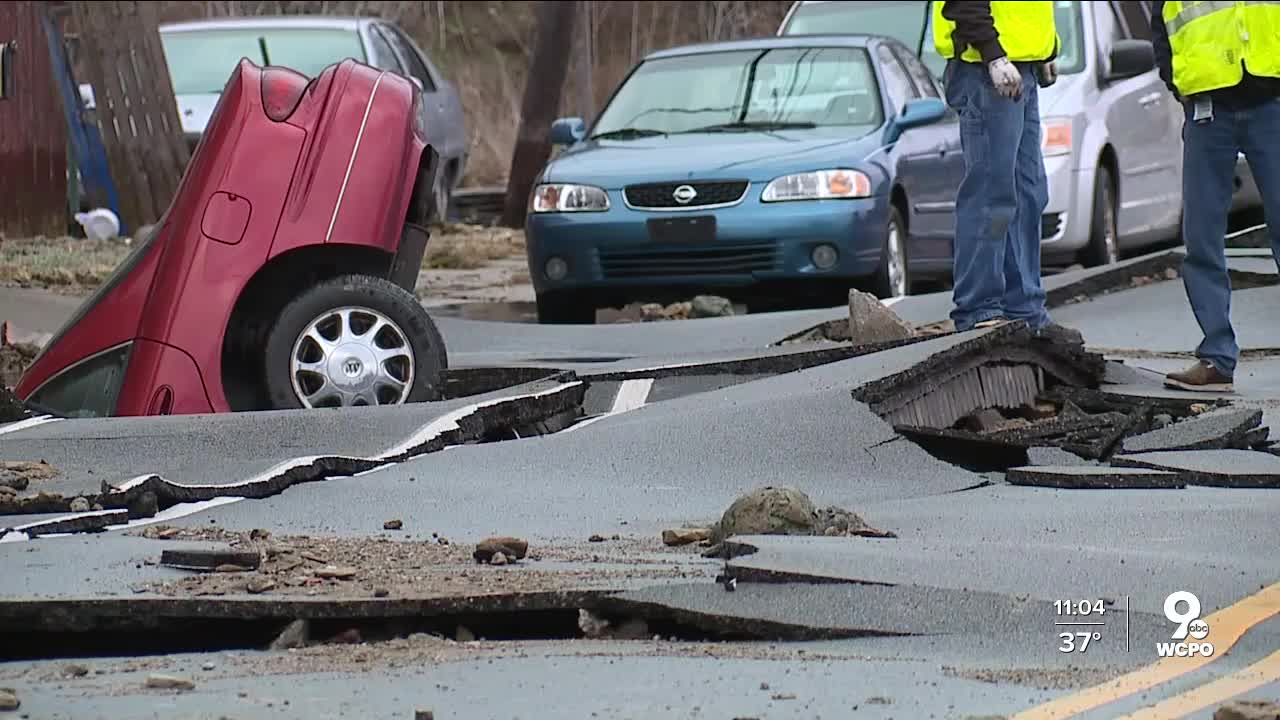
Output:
[
  {"xmin": 0, "ymin": 496, "xmax": 246, "ymax": 544},
  {"xmin": 610, "ymin": 378, "xmax": 654, "ymax": 413},
  {"xmin": 562, "ymin": 378, "xmax": 653, "ymax": 435},
  {"xmin": 375, "ymin": 381, "xmax": 584, "ymax": 460},
  {"xmin": 0, "ymin": 415, "xmax": 61, "ymax": 437}
]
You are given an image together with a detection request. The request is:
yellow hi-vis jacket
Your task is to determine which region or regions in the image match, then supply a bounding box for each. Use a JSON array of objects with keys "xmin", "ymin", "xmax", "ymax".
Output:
[
  {"xmin": 1163, "ymin": 0, "xmax": 1280, "ymax": 97},
  {"xmin": 933, "ymin": 1, "xmax": 1058, "ymax": 64}
]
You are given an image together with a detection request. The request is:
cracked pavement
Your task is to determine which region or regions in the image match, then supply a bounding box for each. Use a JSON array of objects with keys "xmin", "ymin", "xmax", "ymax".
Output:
[{"xmin": 3, "ymin": 244, "xmax": 1280, "ymax": 719}]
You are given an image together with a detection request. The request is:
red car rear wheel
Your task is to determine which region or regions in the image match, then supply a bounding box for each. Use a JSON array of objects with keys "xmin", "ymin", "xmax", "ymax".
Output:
[{"xmin": 263, "ymin": 274, "xmax": 448, "ymax": 410}]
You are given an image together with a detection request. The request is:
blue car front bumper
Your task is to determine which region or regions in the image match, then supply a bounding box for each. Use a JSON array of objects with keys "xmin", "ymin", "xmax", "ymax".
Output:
[{"xmin": 526, "ymin": 186, "xmax": 891, "ymax": 301}]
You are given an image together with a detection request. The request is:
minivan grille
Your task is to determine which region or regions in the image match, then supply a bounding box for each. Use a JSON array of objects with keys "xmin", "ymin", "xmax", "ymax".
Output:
[
  {"xmin": 624, "ymin": 181, "xmax": 749, "ymax": 209},
  {"xmin": 599, "ymin": 242, "xmax": 778, "ymax": 279}
]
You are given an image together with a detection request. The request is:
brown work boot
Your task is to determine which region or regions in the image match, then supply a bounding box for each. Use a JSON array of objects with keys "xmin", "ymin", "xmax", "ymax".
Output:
[{"xmin": 1164, "ymin": 359, "xmax": 1234, "ymax": 393}]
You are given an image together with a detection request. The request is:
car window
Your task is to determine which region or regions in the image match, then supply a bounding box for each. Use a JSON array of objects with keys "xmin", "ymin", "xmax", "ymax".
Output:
[
  {"xmin": 1115, "ymin": 0, "xmax": 1152, "ymax": 41},
  {"xmin": 379, "ymin": 24, "xmax": 437, "ymax": 92},
  {"xmin": 161, "ymin": 28, "xmax": 367, "ymax": 94},
  {"xmin": 781, "ymin": 1, "xmax": 1088, "ymax": 79},
  {"xmin": 28, "ymin": 343, "xmax": 132, "ymax": 419},
  {"xmin": 892, "ymin": 44, "xmax": 939, "ymax": 99},
  {"xmin": 365, "ymin": 24, "xmax": 402, "ymax": 72},
  {"xmin": 1095, "ymin": 0, "xmax": 1123, "ymax": 50},
  {"xmin": 877, "ymin": 45, "xmax": 918, "ymax": 113},
  {"xmin": 591, "ymin": 47, "xmax": 885, "ymax": 136}
]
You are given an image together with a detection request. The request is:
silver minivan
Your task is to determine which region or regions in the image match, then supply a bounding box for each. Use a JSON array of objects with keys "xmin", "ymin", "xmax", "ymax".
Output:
[{"xmin": 779, "ymin": 0, "xmax": 1262, "ymax": 267}]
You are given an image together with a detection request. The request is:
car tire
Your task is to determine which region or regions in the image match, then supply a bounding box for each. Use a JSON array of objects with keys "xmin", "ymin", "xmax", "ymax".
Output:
[
  {"xmin": 263, "ymin": 274, "xmax": 448, "ymax": 410},
  {"xmin": 536, "ymin": 291, "xmax": 596, "ymax": 324},
  {"xmin": 1081, "ymin": 167, "xmax": 1119, "ymax": 268},
  {"xmin": 871, "ymin": 204, "xmax": 911, "ymax": 299}
]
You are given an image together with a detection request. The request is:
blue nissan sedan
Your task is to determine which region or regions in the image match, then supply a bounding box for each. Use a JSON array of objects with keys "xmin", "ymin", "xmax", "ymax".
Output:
[{"xmin": 526, "ymin": 35, "xmax": 962, "ymax": 324}]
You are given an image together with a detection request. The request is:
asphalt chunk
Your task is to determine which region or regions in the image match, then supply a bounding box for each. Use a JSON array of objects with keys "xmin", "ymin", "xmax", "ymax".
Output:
[
  {"xmin": 160, "ymin": 549, "xmax": 263, "ymax": 572},
  {"xmin": 1120, "ymin": 408, "xmax": 1263, "ymax": 454},
  {"xmin": 1026, "ymin": 447, "xmax": 1096, "ymax": 467},
  {"xmin": 1113, "ymin": 449, "xmax": 1280, "ymax": 488},
  {"xmin": 1007, "ymin": 466, "xmax": 1186, "ymax": 490}
]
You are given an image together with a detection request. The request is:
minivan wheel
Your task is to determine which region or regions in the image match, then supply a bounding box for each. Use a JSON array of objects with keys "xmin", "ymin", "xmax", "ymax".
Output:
[
  {"xmin": 1082, "ymin": 167, "xmax": 1119, "ymax": 267},
  {"xmin": 536, "ymin": 290, "xmax": 596, "ymax": 324},
  {"xmin": 263, "ymin": 275, "xmax": 447, "ymax": 410},
  {"xmin": 871, "ymin": 205, "xmax": 911, "ymax": 299}
]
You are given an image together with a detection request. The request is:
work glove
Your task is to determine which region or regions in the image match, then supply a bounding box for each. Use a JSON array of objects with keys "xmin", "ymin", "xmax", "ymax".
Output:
[
  {"xmin": 1036, "ymin": 60, "xmax": 1058, "ymax": 88},
  {"xmin": 987, "ymin": 56, "xmax": 1023, "ymax": 99}
]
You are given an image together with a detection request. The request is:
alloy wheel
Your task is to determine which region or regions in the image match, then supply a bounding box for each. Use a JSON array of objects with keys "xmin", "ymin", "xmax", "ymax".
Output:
[{"xmin": 288, "ymin": 306, "xmax": 416, "ymax": 408}]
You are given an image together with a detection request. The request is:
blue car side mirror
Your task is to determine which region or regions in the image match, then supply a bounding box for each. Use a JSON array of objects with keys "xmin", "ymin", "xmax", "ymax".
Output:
[
  {"xmin": 887, "ymin": 98, "xmax": 947, "ymax": 143},
  {"xmin": 550, "ymin": 117, "xmax": 586, "ymax": 146}
]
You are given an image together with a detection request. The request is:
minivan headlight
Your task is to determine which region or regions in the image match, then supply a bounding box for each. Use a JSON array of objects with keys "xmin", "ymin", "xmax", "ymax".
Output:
[
  {"xmin": 762, "ymin": 169, "xmax": 871, "ymax": 202},
  {"xmin": 530, "ymin": 183, "xmax": 610, "ymax": 213}
]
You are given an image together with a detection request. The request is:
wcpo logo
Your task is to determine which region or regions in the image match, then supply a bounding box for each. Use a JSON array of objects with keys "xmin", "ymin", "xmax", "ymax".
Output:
[{"xmin": 1157, "ymin": 591, "xmax": 1214, "ymax": 658}]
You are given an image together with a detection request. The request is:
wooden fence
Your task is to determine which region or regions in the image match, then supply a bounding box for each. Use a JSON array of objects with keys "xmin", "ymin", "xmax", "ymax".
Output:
[
  {"xmin": 70, "ymin": 0, "xmax": 189, "ymax": 232},
  {"xmin": 0, "ymin": 1, "xmax": 69, "ymax": 239}
]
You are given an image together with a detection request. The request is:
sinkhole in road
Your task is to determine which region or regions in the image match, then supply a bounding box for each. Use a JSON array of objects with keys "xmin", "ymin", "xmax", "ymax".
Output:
[{"xmin": 0, "ymin": 598, "xmax": 797, "ymax": 661}]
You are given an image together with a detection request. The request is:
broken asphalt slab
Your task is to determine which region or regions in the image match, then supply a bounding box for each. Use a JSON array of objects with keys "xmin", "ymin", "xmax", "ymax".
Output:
[
  {"xmin": 1119, "ymin": 408, "xmax": 1264, "ymax": 454},
  {"xmin": 1112, "ymin": 449, "xmax": 1280, "ymax": 488},
  {"xmin": 0, "ymin": 649, "xmax": 1061, "ymax": 720},
  {"xmin": 1006, "ymin": 465, "xmax": 1187, "ymax": 489},
  {"xmin": 718, "ymin": 480, "xmax": 1280, "ymax": 615},
  {"xmin": 594, "ymin": 582, "xmax": 1170, "ymax": 664},
  {"xmin": 178, "ymin": 334, "xmax": 1000, "ymax": 541},
  {"xmin": 0, "ymin": 375, "xmax": 586, "ymax": 525},
  {"xmin": 1054, "ymin": 281, "xmax": 1280, "ymax": 355}
]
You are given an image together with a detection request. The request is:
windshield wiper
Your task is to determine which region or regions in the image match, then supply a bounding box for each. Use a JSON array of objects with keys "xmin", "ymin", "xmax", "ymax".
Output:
[
  {"xmin": 589, "ymin": 127, "xmax": 667, "ymax": 140},
  {"xmin": 682, "ymin": 121, "xmax": 817, "ymax": 133}
]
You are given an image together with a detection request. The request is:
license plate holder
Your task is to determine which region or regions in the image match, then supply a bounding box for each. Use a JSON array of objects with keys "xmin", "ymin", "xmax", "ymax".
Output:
[{"xmin": 647, "ymin": 215, "xmax": 716, "ymax": 244}]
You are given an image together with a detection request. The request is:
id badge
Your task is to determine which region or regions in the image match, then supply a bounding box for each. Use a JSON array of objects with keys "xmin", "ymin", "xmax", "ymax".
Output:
[{"xmin": 1193, "ymin": 97, "xmax": 1214, "ymax": 124}]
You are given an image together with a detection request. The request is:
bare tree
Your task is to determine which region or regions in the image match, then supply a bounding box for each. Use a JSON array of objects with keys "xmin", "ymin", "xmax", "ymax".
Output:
[{"xmin": 500, "ymin": 0, "xmax": 578, "ymax": 228}]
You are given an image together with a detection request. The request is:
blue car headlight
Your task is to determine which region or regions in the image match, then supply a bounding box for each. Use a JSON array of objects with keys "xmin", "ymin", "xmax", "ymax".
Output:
[
  {"xmin": 762, "ymin": 169, "xmax": 872, "ymax": 202},
  {"xmin": 530, "ymin": 183, "xmax": 611, "ymax": 213}
]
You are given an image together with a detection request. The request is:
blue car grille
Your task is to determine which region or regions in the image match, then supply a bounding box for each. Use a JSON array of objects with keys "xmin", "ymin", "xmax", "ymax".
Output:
[
  {"xmin": 624, "ymin": 180, "xmax": 749, "ymax": 209},
  {"xmin": 599, "ymin": 242, "xmax": 778, "ymax": 279}
]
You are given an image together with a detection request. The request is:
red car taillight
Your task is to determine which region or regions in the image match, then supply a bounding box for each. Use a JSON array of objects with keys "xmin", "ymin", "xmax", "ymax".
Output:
[
  {"xmin": 412, "ymin": 87, "xmax": 428, "ymax": 142},
  {"xmin": 261, "ymin": 66, "xmax": 309, "ymax": 122}
]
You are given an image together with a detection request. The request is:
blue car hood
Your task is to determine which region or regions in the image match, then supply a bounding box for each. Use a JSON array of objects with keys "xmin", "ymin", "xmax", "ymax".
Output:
[{"xmin": 542, "ymin": 129, "xmax": 884, "ymax": 189}]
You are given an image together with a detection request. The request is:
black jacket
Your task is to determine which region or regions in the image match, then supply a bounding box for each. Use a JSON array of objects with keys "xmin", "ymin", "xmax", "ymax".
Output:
[
  {"xmin": 940, "ymin": 1, "xmax": 1058, "ymax": 64},
  {"xmin": 1151, "ymin": 0, "xmax": 1280, "ymax": 107}
]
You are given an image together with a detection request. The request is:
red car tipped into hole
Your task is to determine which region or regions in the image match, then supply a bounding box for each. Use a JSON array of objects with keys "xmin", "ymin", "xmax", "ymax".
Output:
[{"xmin": 16, "ymin": 58, "xmax": 449, "ymax": 418}]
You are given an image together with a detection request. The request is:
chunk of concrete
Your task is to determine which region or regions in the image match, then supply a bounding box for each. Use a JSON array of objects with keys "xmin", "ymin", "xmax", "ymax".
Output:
[
  {"xmin": 1026, "ymin": 447, "xmax": 1096, "ymax": 467},
  {"xmin": 1120, "ymin": 408, "xmax": 1262, "ymax": 454},
  {"xmin": 710, "ymin": 486, "xmax": 818, "ymax": 543},
  {"xmin": 848, "ymin": 289, "xmax": 915, "ymax": 343},
  {"xmin": 1007, "ymin": 466, "xmax": 1186, "ymax": 490},
  {"xmin": 1214, "ymin": 700, "xmax": 1280, "ymax": 720},
  {"xmin": 1112, "ymin": 449, "xmax": 1280, "ymax": 488},
  {"xmin": 160, "ymin": 549, "xmax": 262, "ymax": 571}
]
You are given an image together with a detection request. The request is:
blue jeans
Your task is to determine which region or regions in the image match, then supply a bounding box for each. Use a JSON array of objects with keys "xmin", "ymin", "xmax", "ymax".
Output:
[
  {"xmin": 943, "ymin": 59, "xmax": 1052, "ymax": 332},
  {"xmin": 1180, "ymin": 97, "xmax": 1280, "ymax": 376}
]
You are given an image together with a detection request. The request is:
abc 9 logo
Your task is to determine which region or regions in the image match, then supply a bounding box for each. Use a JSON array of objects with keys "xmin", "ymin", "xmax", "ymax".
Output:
[{"xmin": 1165, "ymin": 591, "xmax": 1210, "ymax": 640}]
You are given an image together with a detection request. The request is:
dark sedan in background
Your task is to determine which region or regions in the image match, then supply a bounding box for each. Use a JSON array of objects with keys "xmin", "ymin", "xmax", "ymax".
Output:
[{"xmin": 524, "ymin": 35, "xmax": 961, "ymax": 324}]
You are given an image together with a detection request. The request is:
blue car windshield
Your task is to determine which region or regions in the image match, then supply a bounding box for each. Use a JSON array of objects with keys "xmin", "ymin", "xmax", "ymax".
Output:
[
  {"xmin": 781, "ymin": 1, "xmax": 1086, "ymax": 80},
  {"xmin": 590, "ymin": 47, "xmax": 884, "ymax": 137}
]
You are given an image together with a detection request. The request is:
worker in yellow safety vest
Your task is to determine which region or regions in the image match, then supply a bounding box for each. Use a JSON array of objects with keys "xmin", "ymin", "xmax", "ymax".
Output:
[
  {"xmin": 932, "ymin": 1, "xmax": 1082, "ymax": 346},
  {"xmin": 1153, "ymin": 1, "xmax": 1280, "ymax": 393}
]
